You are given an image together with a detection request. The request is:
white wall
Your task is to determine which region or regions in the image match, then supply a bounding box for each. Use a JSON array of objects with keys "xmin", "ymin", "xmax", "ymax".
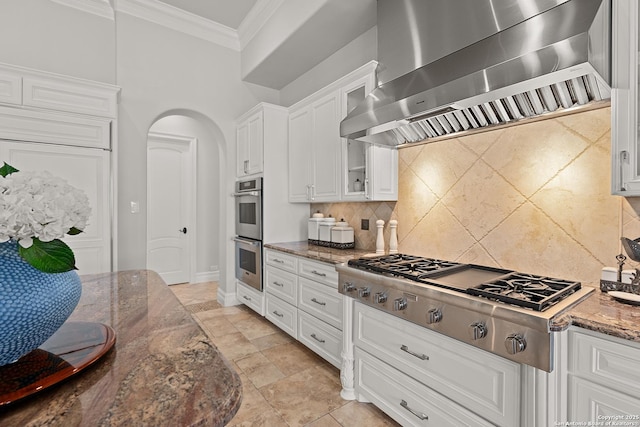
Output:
[
  {"xmin": 0, "ymin": 0, "xmax": 116, "ymax": 83},
  {"xmin": 115, "ymin": 11, "xmax": 279, "ymax": 298}
]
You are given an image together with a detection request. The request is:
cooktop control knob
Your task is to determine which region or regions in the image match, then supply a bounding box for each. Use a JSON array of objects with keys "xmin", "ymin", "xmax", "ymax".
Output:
[
  {"xmin": 505, "ymin": 334, "xmax": 527, "ymax": 354},
  {"xmin": 394, "ymin": 297, "xmax": 408, "ymax": 311},
  {"xmin": 426, "ymin": 308, "xmax": 442, "ymax": 324},
  {"xmin": 469, "ymin": 322, "xmax": 487, "ymax": 340},
  {"xmin": 358, "ymin": 287, "xmax": 371, "ymax": 298},
  {"xmin": 374, "ymin": 292, "xmax": 387, "ymax": 304},
  {"xmin": 343, "ymin": 282, "xmax": 356, "ymax": 293}
]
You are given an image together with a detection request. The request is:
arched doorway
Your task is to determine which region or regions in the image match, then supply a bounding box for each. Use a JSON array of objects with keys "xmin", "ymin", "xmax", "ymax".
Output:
[{"xmin": 145, "ymin": 111, "xmax": 226, "ymax": 287}]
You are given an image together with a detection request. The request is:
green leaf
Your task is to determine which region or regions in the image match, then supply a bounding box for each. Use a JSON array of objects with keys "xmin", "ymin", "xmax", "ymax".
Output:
[
  {"xmin": 18, "ymin": 238, "xmax": 77, "ymax": 273},
  {"xmin": 67, "ymin": 227, "xmax": 84, "ymax": 236},
  {"xmin": 0, "ymin": 162, "xmax": 19, "ymax": 177}
]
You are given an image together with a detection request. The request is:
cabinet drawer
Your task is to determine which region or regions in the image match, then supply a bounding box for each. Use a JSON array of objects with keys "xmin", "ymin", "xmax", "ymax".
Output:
[
  {"xmin": 298, "ymin": 277, "xmax": 343, "ymax": 330},
  {"xmin": 236, "ymin": 281, "xmax": 265, "ymax": 316},
  {"xmin": 568, "ymin": 375, "xmax": 640, "ymax": 420},
  {"xmin": 356, "ymin": 349, "xmax": 493, "ymax": 427},
  {"xmin": 265, "ymin": 294, "xmax": 297, "ymax": 339},
  {"xmin": 354, "ymin": 302, "xmax": 520, "ymax": 426},
  {"xmin": 265, "ymin": 249, "xmax": 297, "ymax": 273},
  {"xmin": 298, "ymin": 310, "xmax": 342, "ymax": 368},
  {"xmin": 298, "ymin": 258, "xmax": 338, "ymax": 288},
  {"xmin": 265, "ymin": 266, "xmax": 297, "ymax": 305},
  {"xmin": 569, "ymin": 328, "xmax": 640, "ymax": 397}
]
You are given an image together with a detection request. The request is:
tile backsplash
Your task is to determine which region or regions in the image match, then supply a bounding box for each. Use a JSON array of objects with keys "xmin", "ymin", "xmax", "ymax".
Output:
[{"xmin": 313, "ymin": 106, "xmax": 640, "ymax": 286}]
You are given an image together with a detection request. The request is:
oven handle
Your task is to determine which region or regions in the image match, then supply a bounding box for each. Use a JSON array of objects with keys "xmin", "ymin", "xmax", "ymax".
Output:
[
  {"xmin": 233, "ymin": 191, "xmax": 260, "ymax": 197},
  {"xmin": 233, "ymin": 237, "xmax": 261, "ymax": 247}
]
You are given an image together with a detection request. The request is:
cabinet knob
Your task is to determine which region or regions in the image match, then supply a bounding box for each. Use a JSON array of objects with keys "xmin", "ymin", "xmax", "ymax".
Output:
[
  {"xmin": 426, "ymin": 308, "xmax": 442, "ymax": 324},
  {"xmin": 179, "ymin": 227, "xmax": 187, "ymax": 234},
  {"xmin": 505, "ymin": 334, "xmax": 527, "ymax": 354},
  {"xmin": 469, "ymin": 322, "xmax": 487, "ymax": 340}
]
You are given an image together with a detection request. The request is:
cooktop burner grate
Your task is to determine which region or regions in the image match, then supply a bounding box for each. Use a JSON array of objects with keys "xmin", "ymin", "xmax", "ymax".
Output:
[
  {"xmin": 468, "ymin": 273, "xmax": 581, "ymax": 311},
  {"xmin": 347, "ymin": 254, "xmax": 581, "ymax": 311}
]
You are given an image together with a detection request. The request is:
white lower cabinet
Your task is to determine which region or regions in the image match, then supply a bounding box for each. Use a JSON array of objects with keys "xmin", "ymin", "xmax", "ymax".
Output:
[
  {"xmin": 567, "ymin": 327, "xmax": 640, "ymax": 421},
  {"xmin": 298, "ymin": 310, "xmax": 342, "ymax": 368},
  {"xmin": 354, "ymin": 302, "xmax": 521, "ymax": 426},
  {"xmin": 265, "ymin": 293, "xmax": 297, "ymax": 338},
  {"xmin": 236, "ymin": 281, "xmax": 265, "ymax": 316},
  {"xmin": 356, "ymin": 348, "xmax": 493, "ymax": 427},
  {"xmin": 264, "ymin": 248, "xmax": 343, "ymax": 367}
]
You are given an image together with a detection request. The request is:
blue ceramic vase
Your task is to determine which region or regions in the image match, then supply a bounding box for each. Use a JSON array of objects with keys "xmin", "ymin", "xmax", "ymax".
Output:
[{"xmin": 0, "ymin": 240, "xmax": 82, "ymax": 366}]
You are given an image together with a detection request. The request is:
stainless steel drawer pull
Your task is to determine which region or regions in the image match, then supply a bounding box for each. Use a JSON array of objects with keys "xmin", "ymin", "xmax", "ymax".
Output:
[
  {"xmin": 311, "ymin": 298, "xmax": 326, "ymax": 306},
  {"xmin": 310, "ymin": 333, "xmax": 325, "ymax": 343},
  {"xmin": 400, "ymin": 400, "xmax": 428, "ymax": 420},
  {"xmin": 272, "ymin": 310, "xmax": 284, "ymax": 318},
  {"xmin": 311, "ymin": 270, "xmax": 327, "ymax": 277},
  {"xmin": 273, "ymin": 281, "xmax": 284, "ymax": 287},
  {"xmin": 400, "ymin": 344, "xmax": 429, "ymax": 360},
  {"xmin": 243, "ymin": 296, "xmax": 252, "ymax": 302},
  {"xmin": 273, "ymin": 258, "xmax": 285, "ymax": 264}
]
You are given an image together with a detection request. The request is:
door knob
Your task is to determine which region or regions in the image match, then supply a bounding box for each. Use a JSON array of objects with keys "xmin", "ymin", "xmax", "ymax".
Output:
[{"xmin": 179, "ymin": 227, "xmax": 187, "ymax": 234}]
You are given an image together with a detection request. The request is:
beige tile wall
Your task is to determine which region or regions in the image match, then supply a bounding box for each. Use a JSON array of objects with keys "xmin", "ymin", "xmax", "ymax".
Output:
[{"xmin": 313, "ymin": 106, "xmax": 640, "ymax": 286}]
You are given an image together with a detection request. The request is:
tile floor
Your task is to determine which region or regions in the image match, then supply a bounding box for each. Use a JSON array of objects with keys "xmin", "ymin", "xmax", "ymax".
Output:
[{"xmin": 170, "ymin": 281, "xmax": 399, "ymax": 427}]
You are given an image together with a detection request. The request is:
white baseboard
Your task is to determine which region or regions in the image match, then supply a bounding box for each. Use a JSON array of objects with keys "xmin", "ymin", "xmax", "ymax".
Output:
[
  {"xmin": 217, "ymin": 287, "xmax": 240, "ymax": 307},
  {"xmin": 194, "ymin": 270, "xmax": 219, "ymax": 283}
]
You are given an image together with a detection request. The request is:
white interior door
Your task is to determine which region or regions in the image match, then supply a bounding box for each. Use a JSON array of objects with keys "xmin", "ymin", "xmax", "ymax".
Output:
[
  {"xmin": 146, "ymin": 132, "xmax": 196, "ymax": 285},
  {"xmin": 0, "ymin": 140, "xmax": 111, "ymax": 274}
]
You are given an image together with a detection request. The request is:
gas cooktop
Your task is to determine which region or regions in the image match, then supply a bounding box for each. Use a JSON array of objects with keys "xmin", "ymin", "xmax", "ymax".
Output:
[
  {"xmin": 340, "ymin": 253, "xmax": 593, "ymax": 371},
  {"xmin": 347, "ymin": 254, "xmax": 581, "ymax": 312}
]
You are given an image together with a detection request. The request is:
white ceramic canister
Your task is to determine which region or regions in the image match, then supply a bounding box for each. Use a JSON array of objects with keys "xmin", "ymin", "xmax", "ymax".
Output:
[
  {"xmin": 318, "ymin": 217, "xmax": 336, "ymax": 247},
  {"xmin": 331, "ymin": 219, "xmax": 355, "ymax": 249},
  {"xmin": 308, "ymin": 211, "xmax": 324, "ymax": 245}
]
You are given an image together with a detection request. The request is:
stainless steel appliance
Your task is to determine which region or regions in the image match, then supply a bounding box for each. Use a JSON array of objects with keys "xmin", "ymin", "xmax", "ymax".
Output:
[
  {"xmin": 234, "ymin": 178, "xmax": 262, "ymax": 241},
  {"xmin": 340, "ymin": 0, "xmax": 612, "ymax": 146},
  {"xmin": 234, "ymin": 177, "xmax": 263, "ymax": 291},
  {"xmin": 234, "ymin": 236, "xmax": 262, "ymax": 291},
  {"xmin": 337, "ymin": 254, "xmax": 594, "ymax": 372}
]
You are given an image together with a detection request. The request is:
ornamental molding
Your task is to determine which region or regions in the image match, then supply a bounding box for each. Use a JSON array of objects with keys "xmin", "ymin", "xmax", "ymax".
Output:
[
  {"xmin": 51, "ymin": 0, "xmax": 114, "ymax": 20},
  {"xmin": 116, "ymin": 0, "xmax": 240, "ymax": 51}
]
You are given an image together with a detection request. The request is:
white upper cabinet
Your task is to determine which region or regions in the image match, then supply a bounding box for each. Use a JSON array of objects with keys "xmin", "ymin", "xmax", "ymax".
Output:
[
  {"xmin": 288, "ymin": 61, "xmax": 398, "ymax": 203},
  {"xmin": 340, "ymin": 72, "xmax": 398, "ymax": 201},
  {"xmin": 236, "ymin": 107, "xmax": 264, "ymax": 177},
  {"xmin": 289, "ymin": 89, "xmax": 342, "ymax": 202},
  {"xmin": 611, "ymin": 0, "xmax": 640, "ymax": 195}
]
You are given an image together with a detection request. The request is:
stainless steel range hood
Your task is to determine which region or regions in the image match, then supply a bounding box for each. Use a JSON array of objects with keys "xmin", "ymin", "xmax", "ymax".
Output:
[{"xmin": 340, "ymin": 0, "xmax": 612, "ymax": 147}]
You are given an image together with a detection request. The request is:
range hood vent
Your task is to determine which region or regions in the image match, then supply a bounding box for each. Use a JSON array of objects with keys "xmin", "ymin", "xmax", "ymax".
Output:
[{"xmin": 340, "ymin": 0, "xmax": 612, "ymax": 147}]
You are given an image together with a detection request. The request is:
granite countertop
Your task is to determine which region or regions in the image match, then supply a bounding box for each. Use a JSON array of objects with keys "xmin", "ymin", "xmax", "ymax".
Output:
[
  {"xmin": 0, "ymin": 270, "xmax": 242, "ymax": 426},
  {"xmin": 265, "ymin": 241, "xmax": 374, "ymax": 264},
  {"xmin": 565, "ymin": 289, "xmax": 640, "ymax": 342}
]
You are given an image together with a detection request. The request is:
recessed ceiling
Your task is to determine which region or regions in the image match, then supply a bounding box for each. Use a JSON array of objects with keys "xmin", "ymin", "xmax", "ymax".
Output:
[{"xmin": 157, "ymin": 0, "xmax": 258, "ymax": 29}]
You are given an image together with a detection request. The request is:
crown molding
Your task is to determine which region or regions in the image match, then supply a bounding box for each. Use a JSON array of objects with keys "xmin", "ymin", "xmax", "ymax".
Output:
[
  {"xmin": 237, "ymin": 0, "xmax": 285, "ymax": 49},
  {"xmin": 116, "ymin": 0, "xmax": 241, "ymax": 51},
  {"xmin": 51, "ymin": 0, "xmax": 115, "ymax": 20}
]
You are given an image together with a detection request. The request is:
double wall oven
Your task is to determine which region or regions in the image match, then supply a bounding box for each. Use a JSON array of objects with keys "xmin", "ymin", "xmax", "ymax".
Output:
[{"xmin": 234, "ymin": 178, "xmax": 263, "ymax": 291}]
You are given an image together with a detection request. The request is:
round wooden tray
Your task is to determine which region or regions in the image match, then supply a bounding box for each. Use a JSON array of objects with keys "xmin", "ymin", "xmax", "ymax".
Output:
[{"xmin": 0, "ymin": 321, "xmax": 115, "ymax": 406}]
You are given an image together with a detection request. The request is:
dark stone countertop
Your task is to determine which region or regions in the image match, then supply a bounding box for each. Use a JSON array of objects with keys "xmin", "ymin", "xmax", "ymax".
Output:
[
  {"xmin": 264, "ymin": 241, "xmax": 374, "ymax": 265},
  {"xmin": 0, "ymin": 270, "xmax": 242, "ymax": 426},
  {"xmin": 565, "ymin": 289, "xmax": 640, "ymax": 343}
]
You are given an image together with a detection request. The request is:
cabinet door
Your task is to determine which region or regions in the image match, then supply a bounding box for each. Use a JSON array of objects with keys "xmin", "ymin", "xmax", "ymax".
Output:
[
  {"xmin": 311, "ymin": 92, "xmax": 341, "ymax": 201},
  {"xmin": 0, "ymin": 141, "xmax": 111, "ymax": 274},
  {"xmin": 611, "ymin": 0, "xmax": 640, "ymax": 194},
  {"xmin": 288, "ymin": 107, "xmax": 312, "ymax": 202},
  {"xmin": 246, "ymin": 111, "xmax": 263, "ymax": 176},
  {"xmin": 236, "ymin": 121, "xmax": 249, "ymax": 177},
  {"xmin": 367, "ymin": 144, "xmax": 398, "ymax": 201},
  {"xmin": 236, "ymin": 111, "xmax": 263, "ymax": 177}
]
